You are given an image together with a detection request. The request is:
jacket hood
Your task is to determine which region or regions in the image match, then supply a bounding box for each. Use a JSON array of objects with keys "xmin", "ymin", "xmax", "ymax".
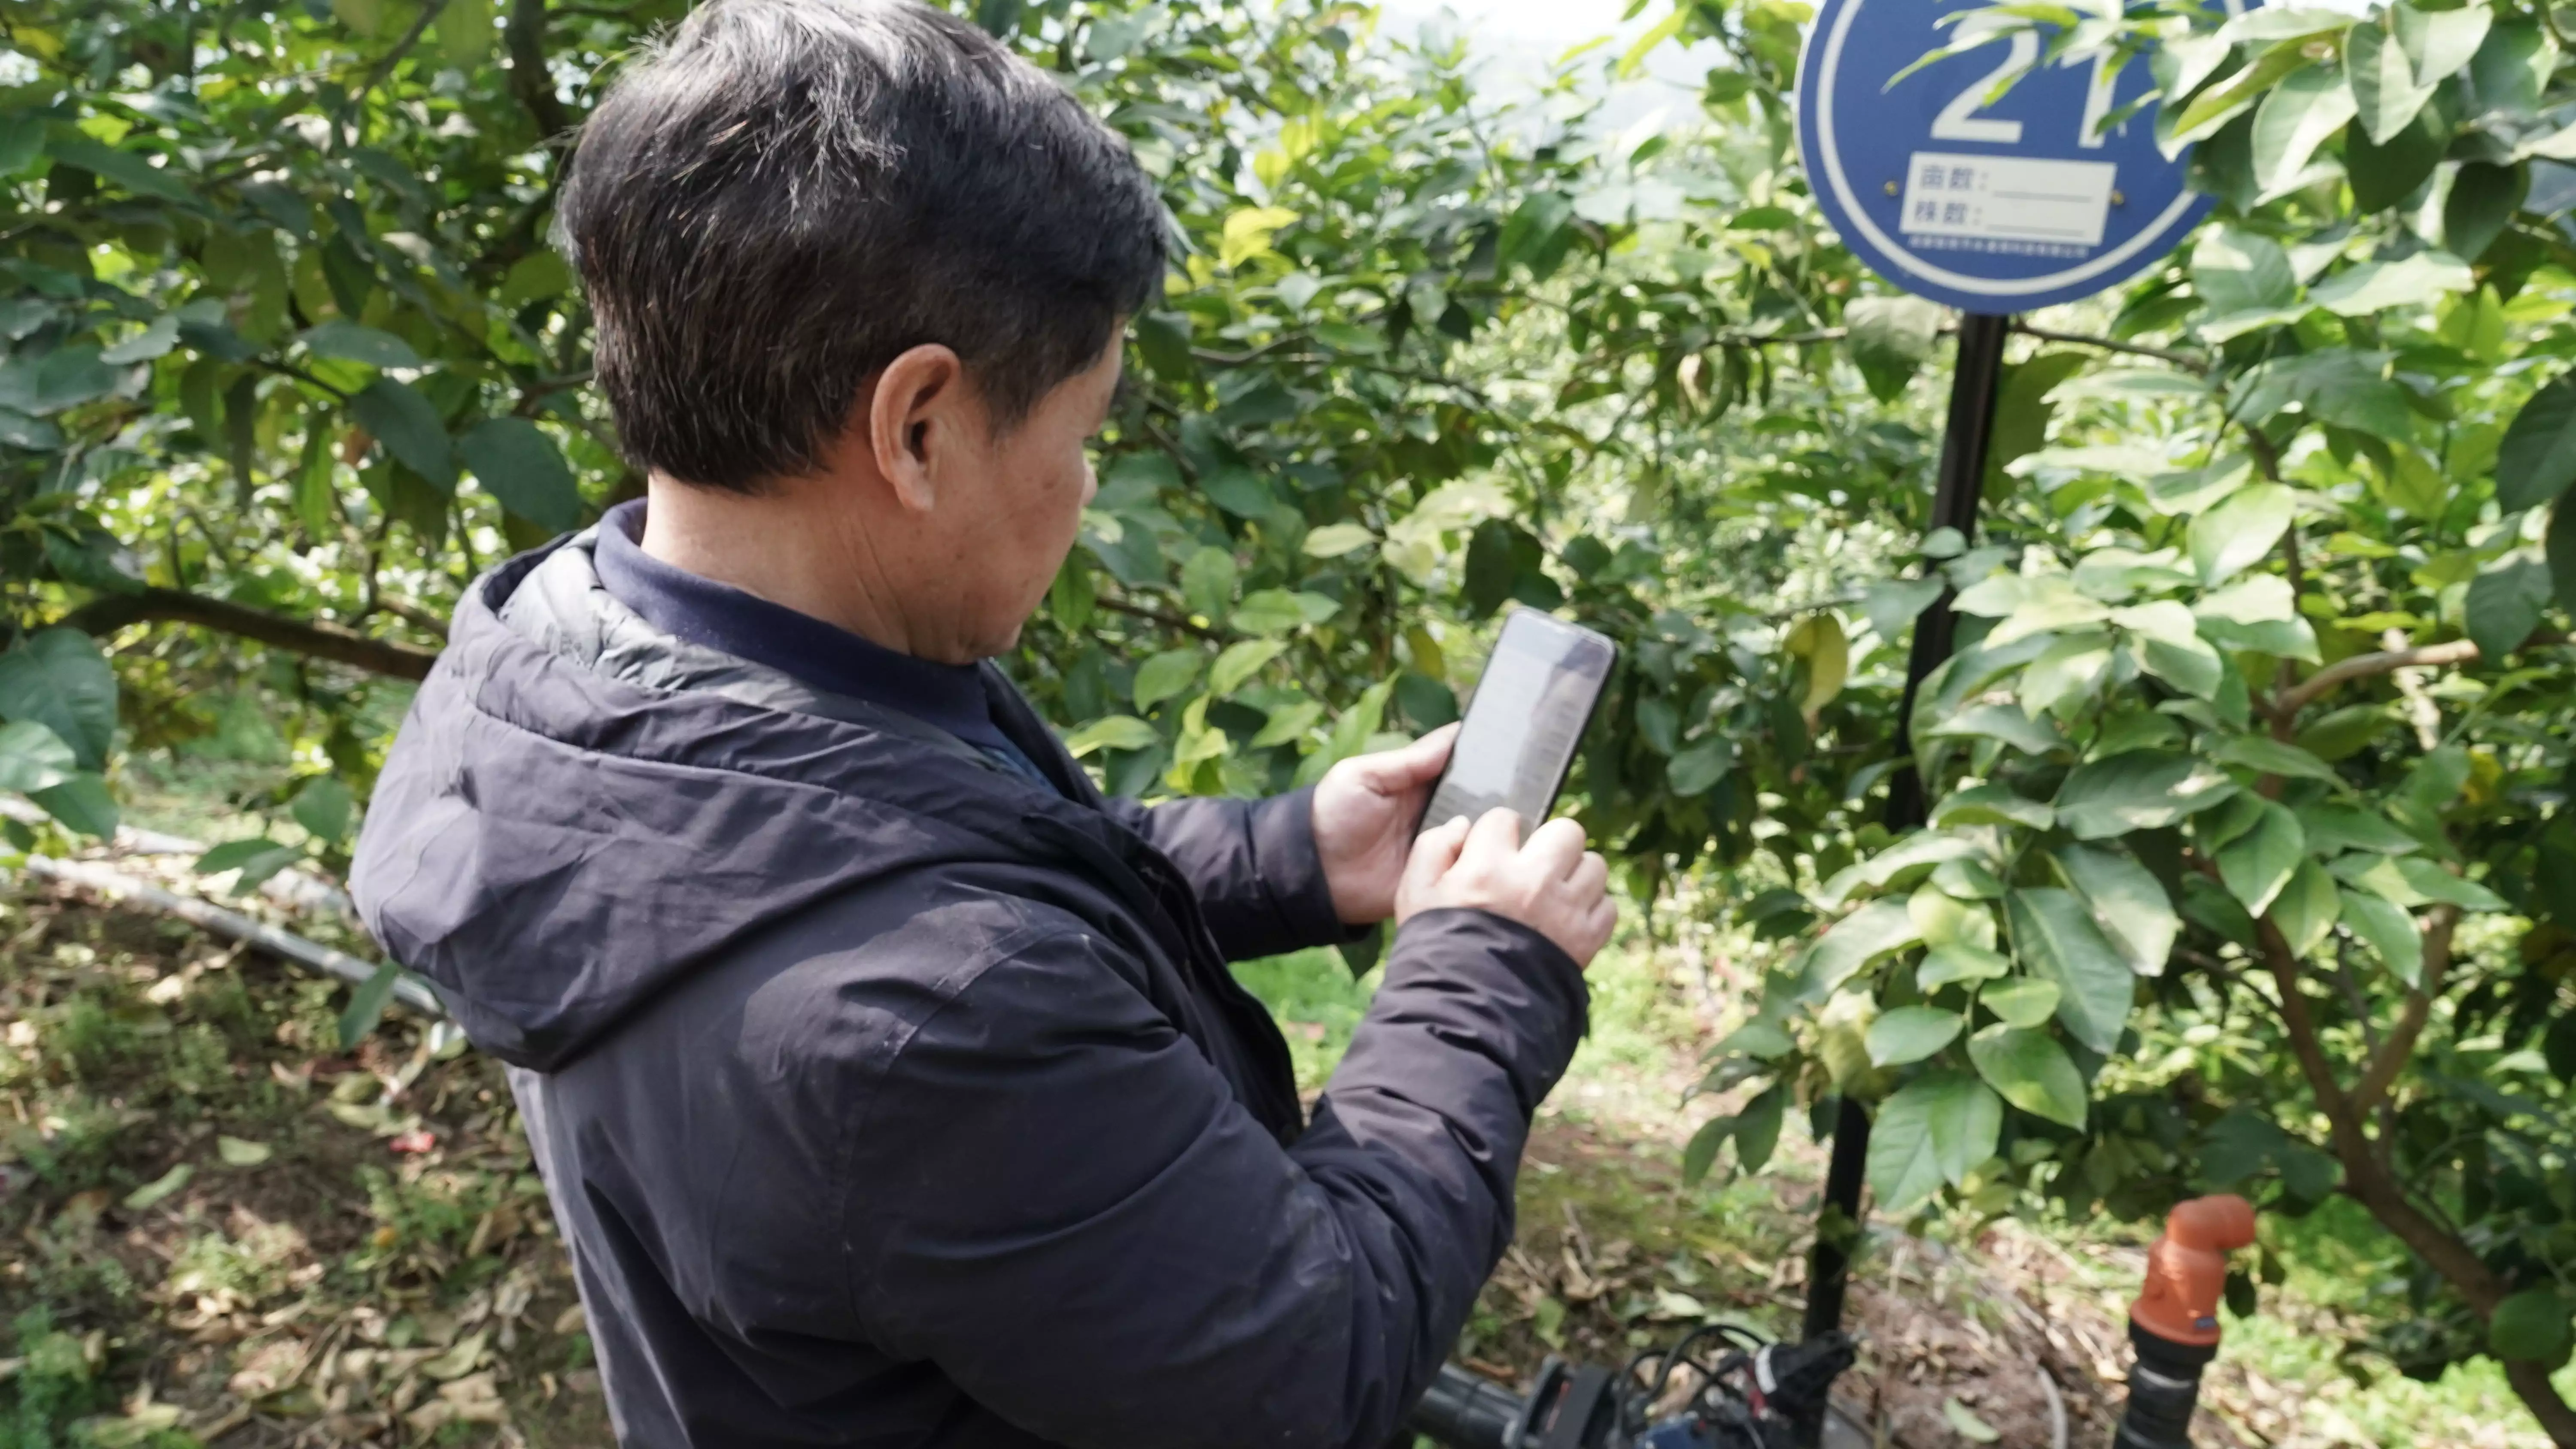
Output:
[{"xmin": 349, "ymin": 534, "xmax": 1115, "ymax": 1071}]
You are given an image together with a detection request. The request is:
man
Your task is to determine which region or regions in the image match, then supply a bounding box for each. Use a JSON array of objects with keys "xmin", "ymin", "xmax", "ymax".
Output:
[{"xmin": 349, "ymin": 2, "xmax": 1613, "ymax": 1446}]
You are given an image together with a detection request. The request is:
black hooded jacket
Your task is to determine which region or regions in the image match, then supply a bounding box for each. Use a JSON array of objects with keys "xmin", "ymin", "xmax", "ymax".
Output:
[{"xmin": 350, "ymin": 531, "xmax": 1590, "ymax": 1449}]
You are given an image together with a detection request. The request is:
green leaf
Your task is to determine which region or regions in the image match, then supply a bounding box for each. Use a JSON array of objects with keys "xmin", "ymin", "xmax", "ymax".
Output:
[
  {"xmin": 459, "ymin": 418, "xmax": 583, "ymax": 532},
  {"xmin": 1132, "ymin": 649, "xmax": 1205, "ymax": 711},
  {"xmin": 1921, "ymin": 943, "xmax": 2013, "ymax": 990},
  {"xmin": 1733, "ymin": 1082, "xmax": 1786, "ymax": 1175},
  {"xmin": 2467, "ymin": 555, "xmax": 2552, "ymax": 660},
  {"xmin": 1668, "ymin": 739, "xmax": 1732, "ymax": 796},
  {"xmin": 1922, "ymin": 703, "xmax": 2066, "ymax": 758},
  {"xmin": 1865, "ymin": 1006, "xmax": 1962, "ymax": 1068},
  {"xmin": 122, "ymin": 1164, "xmax": 194, "ymax": 1212},
  {"xmin": 2388, "ymin": 855, "xmax": 2510, "ymax": 912},
  {"xmin": 2249, "ymin": 64, "xmax": 2357, "ymax": 198},
  {"xmin": 2191, "ymin": 226, "xmax": 2298, "ymax": 314},
  {"xmin": 2396, "ymin": 1, "xmax": 2493, "ymax": 86},
  {"xmin": 1301, "ymin": 523, "xmax": 1376, "ymax": 558},
  {"xmin": 2297, "ymin": 705, "xmax": 2397, "ymax": 763},
  {"xmin": 2190, "ymin": 483, "xmax": 2295, "ymax": 586},
  {"xmin": 1682, "ymin": 1113, "xmax": 1735, "ymax": 1187},
  {"xmin": 0, "ymin": 628, "xmax": 119, "ymax": 771},
  {"xmin": 2054, "ymin": 751, "xmax": 2239, "ymax": 840},
  {"xmin": 2444, "ymin": 161, "xmax": 2527, "ymax": 263},
  {"xmin": 1800, "ymin": 900, "xmax": 1921, "ymax": 999},
  {"xmin": 1063, "ymin": 715, "xmax": 1158, "ymax": 758},
  {"xmin": 216, "ymin": 1135, "xmax": 273, "ymax": 1167},
  {"xmin": 2218, "ymin": 800, "xmax": 2306, "ymax": 915},
  {"xmin": 2272, "ymin": 859, "xmax": 2342, "ymax": 958},
  {"xmin": 2007, "ymin": 888, "xmax": 2136, "ymax": 1054},
  {"xmin": 2196, "ymin": 576, "xmax": 2323, "ymax": 661},
  {"xmin": 196, "ymin": 837, "xmax": 306, "ymax": 892},
  {"xmin": 1845, "ymin": 295, "xmax": 1942, "ymax": 402},
  {"xmin": 299, "ymin": 319, "xmax": 421, "ymax": 369},
  {"xmin": 1942, "ymin": 1398, "xmax": 2002, "ymax": 1444},
  {"xmin": 2550, "ymin": 500, "xmax": 2576, "ymax": 613},
  {"xmin": 1980, "ymin": 977, "xmax": 2061, "ymax": 1030},
  {"xmin": 1931, "ymin": 784, "xmax": 2053, "ymax": 831},
  {"xmin": 2309, "ymin": 252, "xmax": 2473, "ymax": 316},
  {"xmin": 1179, "ymin": 546, "xmax": 1236, "ymax": 620},
  {"xmin": 1867, "ymin": 1071, "xmax": 1999, "ymax": 1212},
  {"xmin": 349, "ymin": 378, "xmax": 455, "ymax": 490},
  {"xmin": 291, "ymin": 776, "xmax": 355, "ymax": 842},
  {"xmin": 2349, "ymin": 885, "xmax": 2421, "ymax": 988},
  {"xmin": 2348, "ymin": 105, "xmax": 2449, "ymax": 212},
  {"xmin": 1199, "ymin": 464, "xmax": 1273, "ymax": 518},
  {"xmin": 1967, "ymin": 1024, "xmax": 2087, "ymax": 1129},
  {"xmin": 0, "ymin": 719, "xmax": 76, "ymax": 794},
  {"xmin": 1209, "ymin": 640, "xmax": 1287, "ymax": 697},
  {"xmin": 2490, "ymin": 1290, "xmax": 2574, "ymax": 1366},
  {"xmin": 2211, "ymin": 734, "xmax": 2340, "ymax": 783},
  {"xmin": 100, "ymin": 313, "xmax": 180, "ymax": 365},
  {"xmin": 338, "ymin": 962, "xmax": 406, "ymax": 1049},
  {"xmin": 2054, "ymin": 845, "xmax": 2180, "ymax": 976},
  {"xmin": 2302, "ymin": 804, "xmax": 2421, "ymax": 856},
  {"xmin": 46, "ymin": 134, "xmax": 195, "ymax": 204},
  {"xmin": 29, "ymin": 773, "xmax": 118, "ymax": 839},
  {"xmin": 2497, "ymin": 376, "xmax": 2576, "ymax": 512},
  {"xmin": 1234, "ymin": 589, "xmax": 1337, "ymax": 635},
  {"xmin": 2348, "ymin": 21, "xmax": 2438, "ymax": 145}
]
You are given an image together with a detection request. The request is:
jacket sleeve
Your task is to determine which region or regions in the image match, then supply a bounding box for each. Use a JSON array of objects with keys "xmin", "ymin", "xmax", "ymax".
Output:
[
  {"xmin": 838, "ymin": 906, "xmax": 1587, "ymax": 1449},
  {"xmin": 1100, "ymin": 788, "xmax": 1348, "ymax": 961}
]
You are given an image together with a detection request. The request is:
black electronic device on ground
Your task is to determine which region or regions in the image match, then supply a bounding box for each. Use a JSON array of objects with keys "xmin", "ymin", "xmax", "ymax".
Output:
[
  {"xmin": 1406, "ymin": 1327, "xmax": 1860, "ymax": 1449},
  {"xmin": 1418, "ymin": 609, "xmax": 1619, "ymax": 837}
]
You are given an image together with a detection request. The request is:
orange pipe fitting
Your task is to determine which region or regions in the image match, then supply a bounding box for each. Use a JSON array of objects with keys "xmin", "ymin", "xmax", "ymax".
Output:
[{"xmin": 2129, "ymin": 1194, "xmax": 2257, "ymax": 1348}]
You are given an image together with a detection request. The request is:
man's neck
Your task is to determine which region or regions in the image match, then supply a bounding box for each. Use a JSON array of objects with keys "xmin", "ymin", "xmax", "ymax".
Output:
[{"xmin": 636, "ymin": 475, "xmax": 930, "ymax": 658}]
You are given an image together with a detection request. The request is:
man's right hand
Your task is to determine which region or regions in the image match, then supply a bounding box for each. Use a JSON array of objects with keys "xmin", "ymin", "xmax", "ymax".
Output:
[{"xmin": 1395, "ymin": 808, "xmax": 1615, "ymax": 967}]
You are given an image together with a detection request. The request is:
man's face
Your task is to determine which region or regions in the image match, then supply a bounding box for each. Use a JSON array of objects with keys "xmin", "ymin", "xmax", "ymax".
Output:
[{"xmin": 940, "ymin": 336, "xmax": 1120, "ymax": 657}]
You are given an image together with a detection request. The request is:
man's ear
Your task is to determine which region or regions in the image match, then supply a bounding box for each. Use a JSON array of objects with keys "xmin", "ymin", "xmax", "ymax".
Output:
[{"xmin": 866, "ymin": 343, "xmax": 968, "ymax": 514}]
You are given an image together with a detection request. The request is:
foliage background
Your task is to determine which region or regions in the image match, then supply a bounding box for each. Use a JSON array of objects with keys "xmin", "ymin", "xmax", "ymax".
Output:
[{"xmin": 1, "ymin": 0, "xmax": 2574, "ymax": 1439}]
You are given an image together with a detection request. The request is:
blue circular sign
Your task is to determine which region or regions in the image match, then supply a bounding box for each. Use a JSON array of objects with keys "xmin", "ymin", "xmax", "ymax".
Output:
[{"xmin": 1797, "ymin": 1, "xmax": 2243, "ymax": 315}]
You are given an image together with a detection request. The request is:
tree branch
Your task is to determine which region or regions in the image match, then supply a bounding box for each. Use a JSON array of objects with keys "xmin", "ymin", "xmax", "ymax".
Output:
[
  {"xmin": 2350, "ymin": 905, "xmax": 2457, "ymax": 1120},
  {"xmin": 60, "ymin": 588, "xmax": 440, "ymax": 681},
  {"xmin": 2278, "ymin": 639, "xmax": 2483, "ymax": 715},
  {"xmin": 505, "ymin": 0, "xmax": 570, "ymax": 142},
  {"xmin": 1094, "ymin": 594, "xmax": 1223, "ymax": 643},
  {"xmin": 340, "ymin": 0, "xmax": 450, "ymax": 139},
  {"xmin": 2009, "ymin": 320, "xmax": 2211, "ymax": 373},
  {"xmin": 2246, "ymin": 901, "xmax": 2576, "ymax": 1445}
]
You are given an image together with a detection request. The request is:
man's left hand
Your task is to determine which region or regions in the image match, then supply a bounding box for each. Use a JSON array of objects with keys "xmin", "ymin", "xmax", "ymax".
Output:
[{"xmin": 1312, "ymin": 724, "xmax": 1459, "ymax": 925}]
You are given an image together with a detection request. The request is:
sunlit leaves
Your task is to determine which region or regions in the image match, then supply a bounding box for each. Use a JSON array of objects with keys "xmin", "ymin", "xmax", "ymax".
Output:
[
  {"xmin": 2054, "ymin": 751, "xmax": 2237, "ymax": 840},
  {"xmin": 1866, "ymin": 1071, "xmax": 1999, "ymax": 1212},
  {"xmin": 1966, "ymin": 1024, "xmax": 2086, "ymax": 1128},
  {"xmin": 0, "ymin": 719, "xmax": 76, "ymax": 794},
  {"xmin": 2189, "ymin": 483, "xmax": 2294, "ymax": 585},
  {"xmin": 2054, "ymin": 844, "xmax": 2178, "ymax": 976},
  {"xmin": 2007, "ymin": 888, "xmax": 2134, "ymax": 1053},
  {"xmin": 0, "ymin": 629, "xmax": 118, "ymax": 771}
]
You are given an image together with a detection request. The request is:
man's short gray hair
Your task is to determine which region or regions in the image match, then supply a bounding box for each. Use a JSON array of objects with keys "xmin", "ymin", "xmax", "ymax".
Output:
[{"xmin": 558, "ymin": 0, "xmax": 1166, "ymax": 493}]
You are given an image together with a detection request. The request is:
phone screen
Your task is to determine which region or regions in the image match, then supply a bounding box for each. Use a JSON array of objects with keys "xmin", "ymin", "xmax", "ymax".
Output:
[{"xmin": 1419, "ymin": 610, "xmax": 1619, "ymax": 834}]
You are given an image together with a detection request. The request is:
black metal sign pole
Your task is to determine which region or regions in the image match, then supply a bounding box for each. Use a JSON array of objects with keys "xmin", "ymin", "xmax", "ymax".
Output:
[{"xmin": 1792, "ymin": 310, "xmax": 2013, "ymax": 1446}]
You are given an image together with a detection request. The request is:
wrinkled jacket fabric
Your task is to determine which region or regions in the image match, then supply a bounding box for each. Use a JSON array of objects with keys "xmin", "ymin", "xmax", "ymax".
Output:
[{"xmin": 350, "ymin": 530, "xmax": 1590, "ymax": 1449}]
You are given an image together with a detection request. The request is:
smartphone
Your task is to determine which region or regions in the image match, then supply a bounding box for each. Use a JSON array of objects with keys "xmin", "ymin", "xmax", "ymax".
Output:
[{"xmin": 1418, "ymin": 609, "xmax": 1619, "ymax": 835}]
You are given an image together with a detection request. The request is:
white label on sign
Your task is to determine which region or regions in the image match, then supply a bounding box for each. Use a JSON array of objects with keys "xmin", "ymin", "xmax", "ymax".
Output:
[{"xmin": 1898, "ymin": 152, "xmax": 2117, "ymax": 254}]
